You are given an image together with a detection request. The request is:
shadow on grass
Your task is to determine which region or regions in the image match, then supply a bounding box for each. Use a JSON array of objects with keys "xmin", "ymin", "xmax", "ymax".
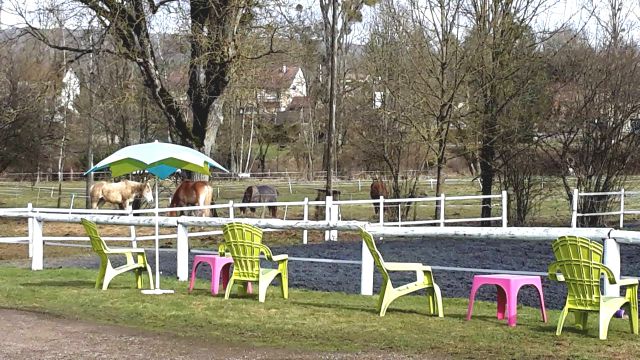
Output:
[
  {"xmin": 289, "ymin": 299, "xmax": 429, "ymax": 316},
  {"xmin": 19, "ymin": 280, "xmax": 146, "ymax": 290}
]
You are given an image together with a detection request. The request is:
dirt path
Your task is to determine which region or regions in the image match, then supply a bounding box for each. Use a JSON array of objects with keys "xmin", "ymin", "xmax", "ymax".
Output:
[{"xmin": 0, "ymin": 309, "xmax": 413, "ymax": 360}]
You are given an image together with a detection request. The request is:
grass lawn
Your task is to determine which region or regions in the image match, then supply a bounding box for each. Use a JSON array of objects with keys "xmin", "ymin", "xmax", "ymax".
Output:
[{"xmin": 1, "ymin": 267, "xmax": 639, "ymax": 359}]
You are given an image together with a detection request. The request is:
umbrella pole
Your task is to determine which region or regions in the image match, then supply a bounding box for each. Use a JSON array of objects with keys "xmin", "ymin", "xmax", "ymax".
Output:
[
  {"xmin": 154, "ymin": 179, "xmax": 160, "ymax": 289},
  {"xmin": 142, "ymin": 179, "xmax": 173, "ymax": 294}
]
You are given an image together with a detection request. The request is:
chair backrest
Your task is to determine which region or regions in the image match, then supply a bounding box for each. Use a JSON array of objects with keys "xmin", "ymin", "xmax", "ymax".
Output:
[
  {"xmin": 549, "ymin": 235, "xmax": 606, "ymax": 309},
  {"xmin": 358, "ymin": 227, "xmax": 389, "ymax": 280},
  {"xmin": 80, "ymin": 218, "xmax": 109, "ymax": 254},
  {"xmin": 222, "ymin": 222, "xmax": 265, "ymax": 281}
]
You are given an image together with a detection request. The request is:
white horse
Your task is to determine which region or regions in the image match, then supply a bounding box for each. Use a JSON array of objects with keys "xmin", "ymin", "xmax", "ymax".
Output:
[{"xmin": 89, "ymin": 180, "xmax": 153, "ymax": 211}]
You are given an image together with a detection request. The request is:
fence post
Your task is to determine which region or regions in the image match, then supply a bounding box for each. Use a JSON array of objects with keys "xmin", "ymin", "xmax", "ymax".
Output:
[
  {"xmin": 501, "ymin": 190, "xmax": 508, "ymax": 228},
  {"xmin": 571, "ymin": 188, "xmax": 578, "ymax": 228},
  {"xmin": 324, "ymin": 195, "xmax": 332, "ymax": 241},
  {"xmin": 439, "ymin": 193, "xmax": 446, "ymax": 227},
  {"xmin": 603, "ymin": 237, "xmax": 621, "ymax": 297},
  {"xmin": 27, "ymin": 203, "xmax": 33, "ymax": 258},
  {"xmin": 129, "ymin": 208, "xmax": 137, "ymax": 248},
  {"xmin": 69, "ymin": 194, "xmax": 75, "ymax": 212},
  {"xmin": 379, "ymin": 196, "xmax": 384, "ymax": 226},
  {"xmin": 398, "ymin": 203, "xmax": 402, "ymax": 227},
  {"xmin": 360, "ymin": 237, "xmax": 374, "ymax": 296},
  {"xmin": 358, "ymin": 179, "xmax": 361, "ymax": 192},
  {"xmin": 288, "ymin": 177, "xmax": 293, "ymax": 194},
  {"xmin": 176, "ymin": 222, "xmax": 189, "ymax": 281},
  {"xmin": 31, "ymin": 218, "xmax": 43, "ymax": 271},
  {"xmin": 303, "ymin": 197, "xmax": 309, "ymax": 245},
  {"xmin": 229, "ymin": 201, "xmax": 235, "ymax": 219},
  {"xmin": 620, "ymin": 188, "xmax": 625, "ymax": 229}
]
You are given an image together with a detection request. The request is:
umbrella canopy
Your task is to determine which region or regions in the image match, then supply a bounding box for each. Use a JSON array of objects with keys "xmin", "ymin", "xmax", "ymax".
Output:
[{"xmin": 85, "ymin": 141, "xmax": 228, "ymax": 178}]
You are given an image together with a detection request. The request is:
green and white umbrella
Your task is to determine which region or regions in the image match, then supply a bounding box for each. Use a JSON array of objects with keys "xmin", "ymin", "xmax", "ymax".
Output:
[{"xmin": 85, "ymin": 140, "xmax": 228, "ymax": 294}]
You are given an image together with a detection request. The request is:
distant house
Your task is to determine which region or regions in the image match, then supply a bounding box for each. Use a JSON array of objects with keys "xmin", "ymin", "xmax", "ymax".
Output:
[{"xmin": 255, "ymin": 65, "xmax": 307, "ymax": 113}]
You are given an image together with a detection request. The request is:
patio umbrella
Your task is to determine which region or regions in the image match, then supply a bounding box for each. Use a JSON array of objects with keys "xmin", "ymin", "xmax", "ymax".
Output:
[{"xmin": 85, "ymin": 140, "xmax": 228, "ymax": 294}]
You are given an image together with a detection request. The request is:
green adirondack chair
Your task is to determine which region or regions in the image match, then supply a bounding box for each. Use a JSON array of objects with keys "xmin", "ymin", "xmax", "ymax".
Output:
[
  {"xmin": 548, "ymin": 235, "xmax": 638, "ymax": 340},
  {"xmin": 359, "ymin": 227, "xmax": 444, "ymax": 317},
  {"xmin": 221, "ymin": 222, "xmax": 288, "ymax": 302},
  {"xmin": 81, "ymin": 219, "xmax": 154, "ymax": 290}
]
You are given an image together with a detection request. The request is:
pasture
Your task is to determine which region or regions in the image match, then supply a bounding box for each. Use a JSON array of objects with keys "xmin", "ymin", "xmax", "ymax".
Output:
[{"xmin": 5, "ymin": 176, "xmax": 640, "ymax": 227}]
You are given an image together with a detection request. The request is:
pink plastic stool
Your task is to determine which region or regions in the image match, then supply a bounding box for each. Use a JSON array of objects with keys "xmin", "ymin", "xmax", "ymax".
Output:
[
  {"xmin": 188, "ymin": 255, "xmax": 252, "ymax": 296},
  {"xmin": 466, "ymin": 274, "xmax": 547, "ymax": 327}
]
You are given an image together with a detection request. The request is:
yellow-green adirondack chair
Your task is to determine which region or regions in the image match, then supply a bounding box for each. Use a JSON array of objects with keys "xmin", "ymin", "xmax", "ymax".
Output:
[
  {"xmin": 222, "ymin": 222, "xmax": 288, "ymax": 302},
  {"xmin": 548, "ymin": 235, "xmax": 639, "ymax": 340},
  {"xmin": 81, "ymin": 219, "xmax": 154, "ymax": 290},
  {"xmin": 359, "ymin": 227, "xmax": 444, "ymax": 317}
]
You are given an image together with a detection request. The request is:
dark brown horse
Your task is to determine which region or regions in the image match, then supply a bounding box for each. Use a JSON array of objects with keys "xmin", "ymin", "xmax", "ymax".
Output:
[
  {"xmin": 168, "ymin": 181, "xmax": 218, "ymax": 217},
  {"xmin": 240, "ymin": 185, "xmax": 279, "ymax": 217},
  {"xmin": 370, "ymin": 179, "xmax": 389, "ymax": 215}
]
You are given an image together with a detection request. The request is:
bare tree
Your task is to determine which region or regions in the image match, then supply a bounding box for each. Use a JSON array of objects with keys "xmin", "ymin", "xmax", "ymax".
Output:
[
  {"xmin": 18, "ymin": 0, "xmax": 279, "ymax": 168},
  {"xmin": 542, "ymin": 1, "xmax": 640, "ymax": 226}
]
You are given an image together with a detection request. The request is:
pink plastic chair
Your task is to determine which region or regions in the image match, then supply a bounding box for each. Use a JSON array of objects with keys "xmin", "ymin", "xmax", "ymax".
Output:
[
  {"xmin": 188, "ymin": 255, "xmax": 252, "ymax": 296},
  {"xmin": 466, "ymin": 274, "xmax": 547, "ymax": 327}
]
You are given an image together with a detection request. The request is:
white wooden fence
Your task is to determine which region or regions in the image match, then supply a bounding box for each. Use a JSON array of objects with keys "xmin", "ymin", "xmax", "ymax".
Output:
[
  {"xmin": 3, "ymin": 189, "xmax": 640, "ymax": 297},
  {"xmin": 571, "ymin": 188, "xmax": 640, "ymax": 228}
]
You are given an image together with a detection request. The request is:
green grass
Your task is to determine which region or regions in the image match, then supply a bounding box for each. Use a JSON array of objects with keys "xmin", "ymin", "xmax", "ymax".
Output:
[{"xmin": 1, "ymin": 266, "xmax": 640, "ymax": 359}]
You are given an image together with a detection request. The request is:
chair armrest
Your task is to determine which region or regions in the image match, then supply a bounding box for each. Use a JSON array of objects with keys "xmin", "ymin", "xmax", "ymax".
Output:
[
  {"xmin": 385, "ymin": 262, "xmax": 429, "ymax": 272},
  {"xmin": 272, "ymin": 254, "xmax": 288, "ymax": 262},
  {"xmin": 617, "ymin": 278, "xmax": 639, "ymax": 287}
]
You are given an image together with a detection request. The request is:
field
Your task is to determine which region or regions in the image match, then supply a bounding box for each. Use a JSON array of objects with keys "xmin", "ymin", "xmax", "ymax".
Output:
[{"xmin": 4, "ymin": 176, "xmax": 640, "ymax": 227}]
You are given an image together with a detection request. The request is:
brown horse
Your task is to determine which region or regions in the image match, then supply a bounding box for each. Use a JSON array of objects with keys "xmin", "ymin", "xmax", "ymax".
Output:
[
  {"xmin": 240, "ymin": 185, "xmax": 279, "ymax": 218},
  {"xmin": 89, "ymin": 180, "xmax": 153, "ymax": 211},
  {"xmin": 370, "ymin": 179, "xmax": 389, "ymax": 215},
  {"xmin": 168, "ymin": 181, "xmax": 217, "ymax": 217}
]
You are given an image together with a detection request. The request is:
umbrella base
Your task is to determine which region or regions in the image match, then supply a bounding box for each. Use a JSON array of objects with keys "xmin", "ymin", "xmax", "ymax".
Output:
[{"xmin": 141, "ymin": 289, "xmax": 175, "ymax": 295}]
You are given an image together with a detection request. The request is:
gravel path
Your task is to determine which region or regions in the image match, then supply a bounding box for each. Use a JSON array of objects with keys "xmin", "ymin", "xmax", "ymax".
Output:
[
  {"xmin": 42, "ymin": 236, "xmax": 640, "ymax": 310},
  {"xmin": 0, "ymin": 309, "xmax": 413, "ymax": 360}
]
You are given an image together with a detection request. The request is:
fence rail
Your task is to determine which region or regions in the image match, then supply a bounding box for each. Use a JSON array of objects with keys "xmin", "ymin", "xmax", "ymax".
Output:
[
  {"xmin": 571, "ymin": 188, "xmax": 640, "ymax": 228},
  {"xmin": 7, "ymin": 188, "xmax": 640, "ymax": 297}
]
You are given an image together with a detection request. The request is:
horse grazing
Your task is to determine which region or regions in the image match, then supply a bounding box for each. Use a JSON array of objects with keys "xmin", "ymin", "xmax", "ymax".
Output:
[
  {"xmin": 89, "ymin": 180, "xmax": 153, "ymax": 211},
  {"xmin": 240, "ymin": 185, "xmax": 279, "ymax": 218},
  {"xmin": 370, "ymin": 179, "xmax": 389, "ymax": 215},
  {"xmin": 168, "ymin": 181, "xmax": 217, "ymax": 217}
]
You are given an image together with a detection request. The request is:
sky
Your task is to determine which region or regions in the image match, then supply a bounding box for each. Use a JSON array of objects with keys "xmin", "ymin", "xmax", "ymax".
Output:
[{"xmin": 2, "ymin": 0, "xmax": 640, "ymax": 42}]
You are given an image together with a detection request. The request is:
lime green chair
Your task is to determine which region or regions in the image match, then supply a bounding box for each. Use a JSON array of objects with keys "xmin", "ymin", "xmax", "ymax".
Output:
[
  {"xmin": 221, "ymin": 222, "xmax": 288, "ymax": 302},
  {"xmin": 548, "ymin": 235, "xmax": 638, "ymax": 340},
  {"xmin": 81, "ymin": 219, "xmax": 154, "ymax": 290},
  {"xmin": 359, "ymin": 227, "xmax": 443, "ymax": 317}
]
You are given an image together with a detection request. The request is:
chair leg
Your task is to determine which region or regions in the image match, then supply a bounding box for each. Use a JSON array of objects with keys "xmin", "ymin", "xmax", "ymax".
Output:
[
  {"xmin": 466, "ymin": 282, "xmax": 481, "ymax": 321},
  {"xmin": 134, "ymin": 268, "xmax": 142, "ymax": 289},
  {"xmin": 599, "ymin": 308, "xmax": 616, "ymax": 340},
  {"xmin": 496, "ymin": 285, "xmax": 507, "ymax": 321},
  {"xmin": 258, "ymin": 279, "xmax": 269, "ymax": 303},
  {"xmin": 221, "ymin": 263, "xmax": 231, "ymax": 291},
  {"xmin": 95, "ymin": 261, "xmax": 107, "ymax": 289},
  {"xmin": 280, "ymin": 270, "xmax": 288, "ymax": 300},
  {"xmin": 507, "ymin": 286, "xmax": 518, "ymax": 327},
  {"xmin": 102, "ymin": 266, "xmax": 116, "ymax": 290},
  {"xmin": 145, "ymin": 263, "xmax": 154, "ymax": 290},
  {"xmin": 224, "ymin": 276, "xmax": 235, "ymax": 299},
  {"xmin": 188, "ymin": 261, "xmax": 201, "ymax": 293},
  {"xmin": 625, "ymin": 286, "xmax": 639, "ymax": 335},
  {"xmin": 211, "ymin": 262, "xmax": 222, "ymax": 296},
  {"xmin": 435, "ymin": 285, "xmax": 444, "ymax": 317},
  {"xmin": 535, "ymin": 282, "xmax": 548, "ymax": 323},
  {"xmin": 574, "ymin": 312, "xmax": 588, "ymax": 330},
  {"xmin": 556, "ymin": 307, "xmax": 569, "ymax": 336}
]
